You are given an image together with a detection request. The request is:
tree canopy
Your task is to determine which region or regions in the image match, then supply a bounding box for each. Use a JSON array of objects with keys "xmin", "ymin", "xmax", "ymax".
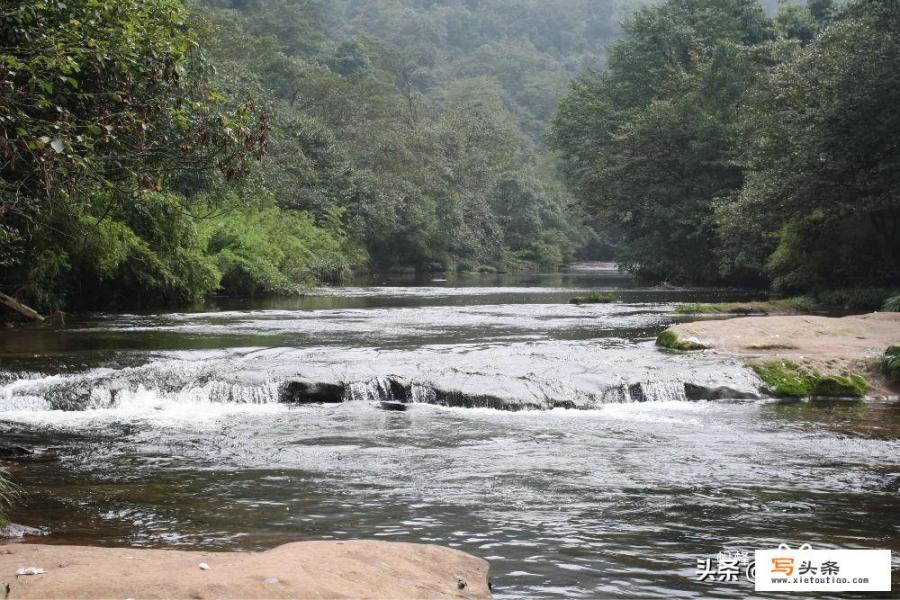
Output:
[
  {"xmin": 2, "ymin": 0, "xmax": 648, "ymax": 311},
  {"xmin": 552, "ymin": 0, "xmax": 899, "ymax": 292}
]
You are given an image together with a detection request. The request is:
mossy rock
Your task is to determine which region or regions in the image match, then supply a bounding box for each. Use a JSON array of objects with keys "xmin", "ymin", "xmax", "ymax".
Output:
[
  {"xmin": 751, "ymin": 361, "xmax": 814, "ymax": 397},
  {"xmin": 674, "ymin": 298, "xmax": 814, "ymax": 315},
  {"xmin": 751, "ymin": 361, "xmax": 869, "ymax": 398},
  {"xmin": 570, "ymin": 292, "xmax": 615, "ymax": 305},
  {"xmin": 882, "ymin": 345, "xmax": 900, "ymax": 383},
  {"xmin": 675, "ymin": 303, "xmax": 764, "ymax": 315},
  {"xmin": 656, "ymin": 329, "xmax": 707, "ymax": 351},
  {"xmin": 812, "ymin": 375, "xmax": 869, "ymax": 397}
]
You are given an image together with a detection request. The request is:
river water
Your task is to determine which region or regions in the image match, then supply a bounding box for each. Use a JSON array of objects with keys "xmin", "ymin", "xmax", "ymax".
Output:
[{"xmin": 1, "ymin": 263, "xmax": 898, "ymax": 598}]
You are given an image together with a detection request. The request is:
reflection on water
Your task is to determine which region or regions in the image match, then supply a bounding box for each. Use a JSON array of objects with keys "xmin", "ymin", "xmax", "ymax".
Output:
[{"xmin": 1, "ymin": 264, "xmax": 897, "ymax": 598}]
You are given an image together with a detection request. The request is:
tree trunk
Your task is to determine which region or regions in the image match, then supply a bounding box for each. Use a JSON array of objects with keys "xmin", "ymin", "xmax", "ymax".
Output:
[{"xmin": 0, "ymin": 291, "xmax": 44, "ymax": 322}]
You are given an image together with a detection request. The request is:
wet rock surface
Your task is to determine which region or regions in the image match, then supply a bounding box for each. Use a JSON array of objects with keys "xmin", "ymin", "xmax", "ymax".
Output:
[
  {"xmin": 0, "ymin": 342, "xmax": 763, "ymax": 413},
  {"xmin": 663, "ymin": 312, "xmax": 900, "ymax": 397},
  {"xmin": 0, "ymin": 523, "xmax": 45, "ymax": 540},
  {"xmin": 279, "ymin": 381, "xmax": 344, "ymax": 404}
]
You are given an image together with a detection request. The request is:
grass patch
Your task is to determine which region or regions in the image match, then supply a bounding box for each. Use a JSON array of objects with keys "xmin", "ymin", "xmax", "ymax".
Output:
[
  {"xmin": 675, "ymin": 298, "xmax": 814, "ymax": 315},
  {"xmin": 746, "ymin": 343, "xmax": 799, "ymax": 350},
  {"xmin": 656, "ymin": 329, "xmax": 707, "ymax": 351},
  {"xmin": 570, "ymin": 292, "xmax": 615, "ymax": 305},
  {"xmin": 883, "ymin": 295, "xmax": 900, "ymax": 312},
  {"xmin": 882, "ymin": 345, "xmax": 900, "ymax": 383},
  {"xmin": 750, "ymin": 360, "xmax": 869, "ymax": 398},
  {"xmin": 0, "ymin": 468, "xmax": 20, "ymax": 526},
  {"xmin": 812, "ymin": 287, "xmax": 898, "ymax": 312},
  {"xmin": 676, "ymin": 290, "xmax": 900, "ymax": 315},
  {"xmin": 675, "ymin": 303, "xmax": 764, "ymax": 315}
]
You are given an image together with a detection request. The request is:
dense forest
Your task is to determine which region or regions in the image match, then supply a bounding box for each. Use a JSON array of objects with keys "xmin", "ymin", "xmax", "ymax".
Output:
[
  {"xmin": 1, "ymin": 0, "xmax": 898, "ymax": 313},
  {"xmin": 0, "ymin": 0, "xmax": 642, "ymax": 311},
  {"xmin": 552, "ymin": 0, "xmax": 900, "ymax": 298}
]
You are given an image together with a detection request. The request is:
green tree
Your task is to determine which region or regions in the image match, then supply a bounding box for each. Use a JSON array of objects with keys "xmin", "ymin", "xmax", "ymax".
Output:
[
  {"xmin": 0, "ymin": 0, "xmax": 267, "ymax": 308},
  {"xmin": 720, "ymin": 0, "xmax": 900, "ymax": 291},
  {"xmin": 552, "ymin": 0, "xmax": 774, "ymax": 283}
]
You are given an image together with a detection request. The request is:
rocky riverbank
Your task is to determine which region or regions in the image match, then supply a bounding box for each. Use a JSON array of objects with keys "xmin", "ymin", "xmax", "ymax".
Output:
[
  {"xmin": 0, "ymin": 541, "xmax": 490, "ymax": 599},
  {"xmin": 658, "ymin": 312, "xmax": 900, "ymax": 396}
]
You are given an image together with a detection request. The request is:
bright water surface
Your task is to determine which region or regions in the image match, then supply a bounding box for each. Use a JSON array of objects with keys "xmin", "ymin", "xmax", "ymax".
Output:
[{"xmin": 1, "ymin": 264, "xmax": 898, "ymax": 598}]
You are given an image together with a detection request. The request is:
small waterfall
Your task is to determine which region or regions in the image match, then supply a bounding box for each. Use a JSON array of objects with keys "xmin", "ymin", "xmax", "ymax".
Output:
[
  {"xmin": 595, "ymin": 381, "xmax": 692, "ymax": 404},
  {"xmin": 0, "ymin": 369, "xmax": 282, "ymax": 413},
  {"xmin": 408, "ymin": 384, "xmax": 437, "ymax": 404},
  {"xmin": 637, "ymin": 381, "xmax": 689, "ymax": 403},
  {"xmin": 343, "ymin": 377, "xmax": 404, "ymax": 403},
  {"xmin": 338, "ymin": 377, "xmax": 534, "ymax": 410},
  {"xmin": 1, "ymin": 365, "xmax": 755, "ymax": 416}
]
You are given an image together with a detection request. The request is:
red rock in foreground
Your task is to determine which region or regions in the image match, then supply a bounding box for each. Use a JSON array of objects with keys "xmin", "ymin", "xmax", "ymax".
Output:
[{"xmin": 0, "ymin": 540, "xmax": 491, "ymax": 599}]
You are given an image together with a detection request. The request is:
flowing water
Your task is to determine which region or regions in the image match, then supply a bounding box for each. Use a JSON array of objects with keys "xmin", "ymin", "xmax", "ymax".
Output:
[{"xmin": 1, "ymin": 263, "xmax": 898, "ymax": 598}]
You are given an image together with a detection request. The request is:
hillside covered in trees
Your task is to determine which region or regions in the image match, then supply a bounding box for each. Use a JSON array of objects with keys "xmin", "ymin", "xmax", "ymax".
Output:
[
  {"xmin": 2, "ymin": 0, "xmax": 897, "ymax": 314},
  {"xmin": 552, "ymin": 0, "xmax": 900, "ymax": 298},
  {"xmin": 0, "ymin": 0, "xmax": 642, "ymax": 311}
]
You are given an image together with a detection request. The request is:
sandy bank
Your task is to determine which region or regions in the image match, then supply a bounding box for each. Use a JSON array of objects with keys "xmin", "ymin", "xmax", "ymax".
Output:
[
  {"xmin": 663, "ymin": 312, "xmax": 900, "ymax": 394},
  {"xmin": 0, "ymin": 541, "xmax": 491, "ymax": 599}
]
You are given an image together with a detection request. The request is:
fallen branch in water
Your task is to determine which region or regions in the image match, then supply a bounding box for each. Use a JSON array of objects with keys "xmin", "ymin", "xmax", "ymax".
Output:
[{"xmin": 0, "ymin": 291, "xmax": 44, "ymax": 322}]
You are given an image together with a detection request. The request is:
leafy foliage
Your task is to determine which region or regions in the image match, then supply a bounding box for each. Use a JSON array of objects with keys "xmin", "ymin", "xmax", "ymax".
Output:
[
  {"xmin": 552, "ymin": 0, "xmax": 900, "ymax": 296},
  {"xmin": 0, "ymin": 0, "xmax": 267, "ymax": 251},
  {"xmin": 726, "ymin": 0, "xmax": 900, "ymax": 292},
  {"xmin": 200, "ymin": 0, "xmax": 600, "ymax": 275},
  {"xmin": 882, "ymin": 346, "xmax": 900, "ymax": 384},
  {"xmin": 0, "ymin": 468, "xmax": 21, "ymax": 526},
  {"xmin": 0, "ymin": 0, "xmax": 278, "ymax": 310},
  {"xmin": 883, "ymin": 296, "xmax": 900, "ymax": 313},
  {"xmin": 4, "ymin": 0, "xmax": 639, "ymax": 312},
  {"xmin": 203, "ymin": 204, "xmax": 360, "ymax": 295},
  {"xmin": 552, "ymin": 0, "xmax": 775, "ymax": 284}
]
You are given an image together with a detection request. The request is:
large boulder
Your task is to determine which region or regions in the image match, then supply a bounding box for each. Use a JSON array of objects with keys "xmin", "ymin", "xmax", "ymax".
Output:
[{"xmin": 0, "ymin": 541, "xmax": 491, "ymax": 599}]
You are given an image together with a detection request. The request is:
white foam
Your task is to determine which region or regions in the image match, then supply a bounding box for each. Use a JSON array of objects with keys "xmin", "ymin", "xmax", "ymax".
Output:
[
  {"xmin": 0, "ymin": 370, "xmax": 286, "ymax": 428},
  {"xmin": 0, "ymin": 390, "xmax": 288, "ymax": 429}
]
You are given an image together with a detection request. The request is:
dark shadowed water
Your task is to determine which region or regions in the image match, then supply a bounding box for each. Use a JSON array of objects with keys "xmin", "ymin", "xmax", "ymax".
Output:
[{"xmin": 1, "ymin": 264, "xmax": 898, "ymax": 598}]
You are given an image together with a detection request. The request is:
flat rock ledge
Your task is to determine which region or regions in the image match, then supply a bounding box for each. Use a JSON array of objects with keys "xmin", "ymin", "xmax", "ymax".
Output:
[
  {"xmin": 663, "ymin": 312, "xmax": 900, "ymax": 395},
  {"xmin": 0, "ymin": 541, "xmax": 491, "ymax": 599}
]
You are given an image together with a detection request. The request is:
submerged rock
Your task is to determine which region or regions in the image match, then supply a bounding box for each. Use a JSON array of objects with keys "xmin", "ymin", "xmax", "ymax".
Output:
[
  {"xmin": 0, "ymin": 445, "xmax": 58, "ymax": 463},
  {"xmin": 378, "ymin": 401, "xmax": 407, "ymax": 412},
  {"xmin": 0, "ymin": 522, "xmax": 45, "ymax": 539},
  {"xmin": 279, "ymin": 381, "xmax": 345, "ymax": 404},
  {"xmin": 683, "ymin": 383, "xmax": 760, "ymax": 401},
  {"xmin": 0, "ymin": 445, "xmax": 31, "ymax": 459}
]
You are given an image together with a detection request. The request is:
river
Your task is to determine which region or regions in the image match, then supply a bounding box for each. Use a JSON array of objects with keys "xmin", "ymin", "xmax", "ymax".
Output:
[{"xmin": 1, "ymin": 263, "xmax": 898, "ymax": 598}]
